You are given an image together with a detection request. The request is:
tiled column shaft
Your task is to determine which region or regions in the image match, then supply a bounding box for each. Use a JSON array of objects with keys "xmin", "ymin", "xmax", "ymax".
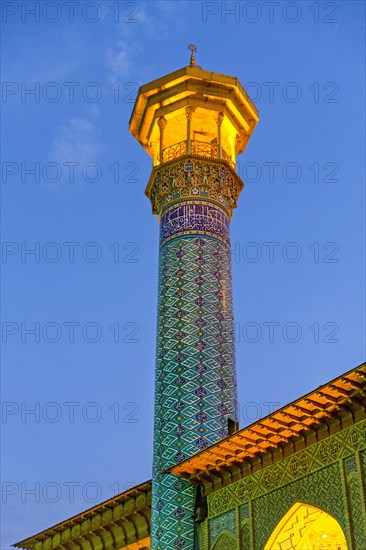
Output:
[{"xmin": 150, "ymin": 159, "xmax": 239, "ymax": 550}]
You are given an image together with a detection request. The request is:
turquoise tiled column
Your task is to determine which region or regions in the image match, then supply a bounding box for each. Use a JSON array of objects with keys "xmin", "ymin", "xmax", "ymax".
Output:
[{"xmin": 150, "ymin": 159, "xmax": 239, "ymax": 550}]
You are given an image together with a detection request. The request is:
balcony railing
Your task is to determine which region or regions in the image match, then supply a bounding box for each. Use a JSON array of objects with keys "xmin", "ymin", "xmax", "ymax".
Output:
[
  {"xmin": 161, "ymin": 140, "xmax": 234, "ymax": 167},
  {"xmin": 162, "ymin": 141, "xmax": 187, "ymax": 163}
]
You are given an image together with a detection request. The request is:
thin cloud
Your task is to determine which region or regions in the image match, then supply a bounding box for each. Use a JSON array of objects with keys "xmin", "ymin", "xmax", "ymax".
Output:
[
  {"xmin": 103, "ymin": 1, "xmax": 188, "ymax": 83},
  {"xmin": 105, "ymin": 40, "xmax": 134, "ymax": 80},
  {"xmin": 50, "ymin": 115, "xmax": 102, "ymax": 166}
]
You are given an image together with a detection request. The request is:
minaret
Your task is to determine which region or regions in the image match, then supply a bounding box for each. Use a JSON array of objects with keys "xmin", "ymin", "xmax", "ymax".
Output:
[{"xmin": 129, "ymin": 48, "xmax": 259, "ymax": 550}]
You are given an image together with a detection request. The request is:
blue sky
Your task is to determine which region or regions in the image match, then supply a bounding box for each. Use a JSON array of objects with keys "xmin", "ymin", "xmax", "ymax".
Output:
[{"xmin": 1, "ymin": 1, "xmax": 365, "ymax": 547}]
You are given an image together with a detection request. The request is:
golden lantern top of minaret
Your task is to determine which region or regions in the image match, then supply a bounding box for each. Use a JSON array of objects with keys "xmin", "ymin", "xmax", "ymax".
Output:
[{"xmin": 129, "ymin": 48, "xmax": 259, "ymax": 168}]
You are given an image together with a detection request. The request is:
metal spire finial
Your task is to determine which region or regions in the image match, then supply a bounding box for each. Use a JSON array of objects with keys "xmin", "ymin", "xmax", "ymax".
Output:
[{"xmin": 188, "ymin": 44, "xmax": 198, "ymax": 67}]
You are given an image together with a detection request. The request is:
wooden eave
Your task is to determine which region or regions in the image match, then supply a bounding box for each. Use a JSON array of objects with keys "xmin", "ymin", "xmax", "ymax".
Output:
[
  {"xmin": 168, "ymin": 363, "xmax": 366, "ymax": 479},
  {"xmin": 13, "ymin": 481, "xmax": 152, "ymax": 550}
]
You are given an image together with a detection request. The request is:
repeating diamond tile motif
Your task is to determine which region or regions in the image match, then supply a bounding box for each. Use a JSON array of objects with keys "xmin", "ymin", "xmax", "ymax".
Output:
[{"xmin": 151, "ymin": 195, "xmax": 238, "ymax": 550}]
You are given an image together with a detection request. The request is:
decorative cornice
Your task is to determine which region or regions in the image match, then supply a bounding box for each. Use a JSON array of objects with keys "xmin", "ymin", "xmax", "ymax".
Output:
[{"xmin": 145, "ymin": 155, "xmax": 244, "ymax": 219}]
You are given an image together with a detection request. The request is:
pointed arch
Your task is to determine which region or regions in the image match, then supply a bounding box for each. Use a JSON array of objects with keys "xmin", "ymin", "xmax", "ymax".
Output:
[
  {"xmin": 212, "ymin": 531, "xmax": 237, "ymax": 550},
  {"xmin": 264, "ymin": 502, "xmax": 348, "ymax": 549}
]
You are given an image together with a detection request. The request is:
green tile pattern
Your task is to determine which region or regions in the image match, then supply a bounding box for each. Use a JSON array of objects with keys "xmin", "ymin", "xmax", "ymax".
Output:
[{"xmin": 151, "ymin": 179, "xmax": 238, "ymax": 549}]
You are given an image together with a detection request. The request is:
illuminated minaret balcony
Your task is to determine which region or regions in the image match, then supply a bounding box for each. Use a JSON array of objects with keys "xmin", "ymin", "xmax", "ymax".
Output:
[
  {"xmin": 130, "ymin": 48, "xmax": 259, "ymax": 550},
  {"xmin": 130, "ymin": 50, "xmax": 258, "ymax": 193}
]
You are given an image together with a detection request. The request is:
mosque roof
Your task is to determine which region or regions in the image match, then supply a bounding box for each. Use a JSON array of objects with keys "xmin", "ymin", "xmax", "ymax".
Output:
[
  {"xmin": 169, "ymin": 362, "xmax": 366, "ymax": 483},
  {"xmin": 14, "ymin": 362, "xmax": 366, "ymax": 549}
]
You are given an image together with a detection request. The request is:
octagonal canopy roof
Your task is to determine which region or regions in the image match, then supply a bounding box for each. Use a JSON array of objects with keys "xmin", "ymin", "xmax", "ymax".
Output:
[{"xmin": 129, "ymin": 64, "xmax": 259, "ymax": 163}]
